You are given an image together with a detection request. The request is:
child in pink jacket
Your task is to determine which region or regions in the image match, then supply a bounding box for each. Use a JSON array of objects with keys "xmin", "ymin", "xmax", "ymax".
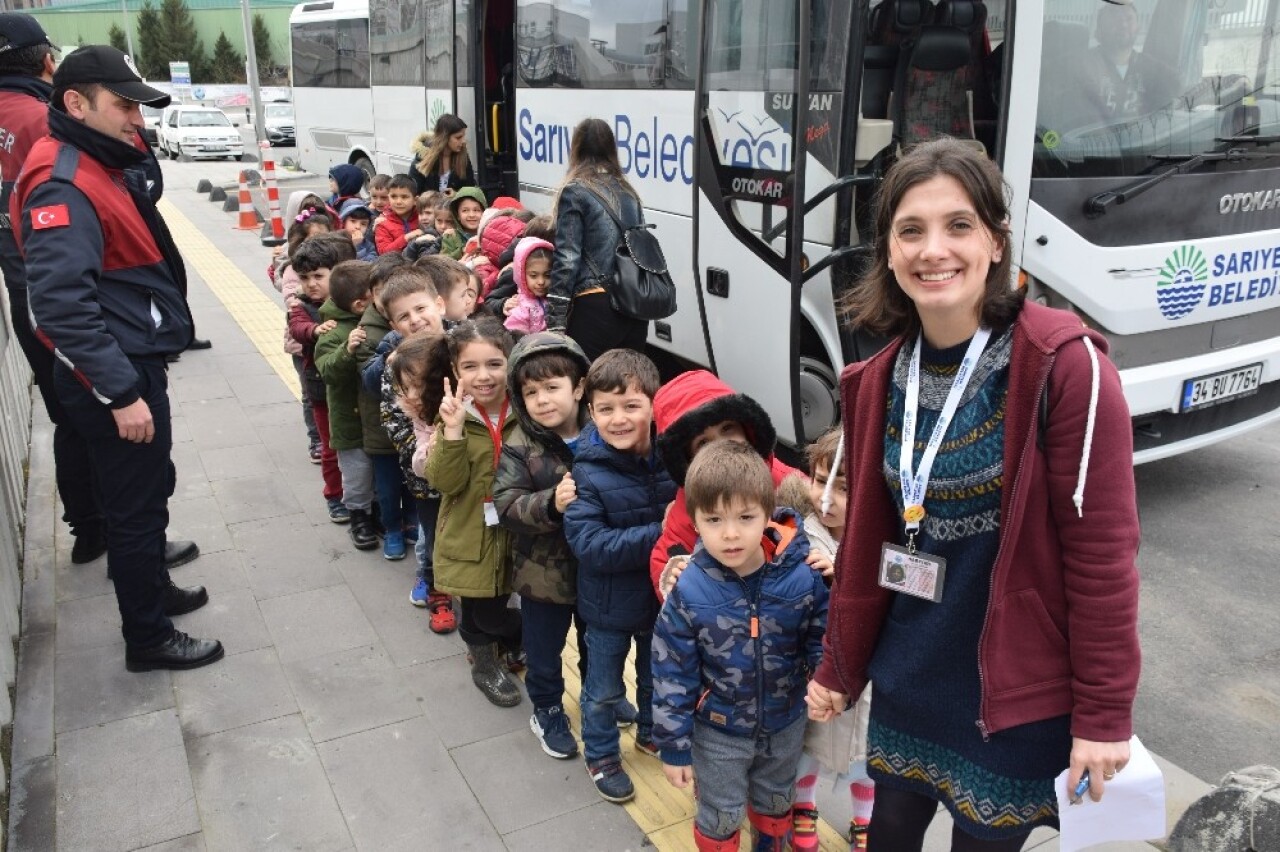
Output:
[{"xmin": 504, "ymin": 237, "xmax": 554, "ymax": 335}]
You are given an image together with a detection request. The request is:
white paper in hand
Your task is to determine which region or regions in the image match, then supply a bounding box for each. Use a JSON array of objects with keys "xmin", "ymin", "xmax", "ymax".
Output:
[{"xmin": 1055, "ymin": 735, "xmax": 1166, "ymax": 852}]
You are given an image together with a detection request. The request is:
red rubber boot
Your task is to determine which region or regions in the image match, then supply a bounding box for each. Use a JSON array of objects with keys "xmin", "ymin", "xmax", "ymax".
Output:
[
  {"xmin": 693, "ymin": 825, "xmax": 741, "ymax": 852},
  {"xmin": 748, "ymin": 807, "xmax": 794, "ymax": 852}
]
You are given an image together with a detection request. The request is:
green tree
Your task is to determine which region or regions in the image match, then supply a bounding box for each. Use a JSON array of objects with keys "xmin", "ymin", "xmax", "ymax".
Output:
[
  {"xmin": 209, "ymin": 31, "xmax": 244, "ymax": 84},
  {"xmin": 157, "ymin": 0, "xmax": 208, "ymax": 81},
  {"xmin": 252, "ymin": 13, "xmax": 277, "ymax": 81},
  {"xmin": 135, "ymin": 0, "xmax": 165, "ymax": 79},
  {"xmin": 108, "ymin": 23, "xmax": 129, "ymax": 54}
]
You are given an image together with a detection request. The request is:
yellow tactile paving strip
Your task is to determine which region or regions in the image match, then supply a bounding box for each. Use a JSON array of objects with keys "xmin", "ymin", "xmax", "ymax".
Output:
[
  {"xmin": 159, "ymin": 198, "xmax": 301, "ymax": 401},
  {"xmin": 162, "ymin": 199, "xmax": 848, "ymax": 851}
]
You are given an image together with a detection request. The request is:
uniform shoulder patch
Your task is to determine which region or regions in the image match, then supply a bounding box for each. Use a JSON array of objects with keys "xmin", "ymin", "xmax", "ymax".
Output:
[{"xmin": 31, "ymin": 205, "xmax": 70, "ymax": 230}]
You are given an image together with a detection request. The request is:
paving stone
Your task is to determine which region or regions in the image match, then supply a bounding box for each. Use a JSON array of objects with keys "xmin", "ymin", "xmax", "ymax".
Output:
[
  {"xmin": 170, "ymin": 441, "xmax": 213, "ymax": 501},
  {"xmin": 317, "ymin": 716, "xmax": 505, "ymax": 851},
  {"xmin": 171, "ymin": 371, "xmax": 236, "ymax": 403},
  {"xmin": 166, "ymin": 351, "xmax": 223, "ymax": 377},
  {"xmin": 215, "ymin": 351, "xmax": 280, "ymax": 377},
  {"xmin": 453, "ymin": 727, "xmax": 602, "ymax": 834},
  {"xmin": 339, "ymin": 556, "xmax": 465, "ymax": 668},
  {"xmin": 198, "ymin": 442, "xmax": 278, "ymax": 482},
  {"xmin": 212, "ymin": 473, "xmax": 304, "ymax": 525},
  {"xmin": 170, "ymin": 414, "xmax": 194, "ymax": 444},
  {"xmin": 229, "ymin": 372, "xmax": 297, "ymax": 407},
  {"xmin": 167, "ymin": 494, "xmax": 234, "ymax": 555},
  {"xmin": 54, "ymin": 644, "xmax": 173, "ymax": 734},
  {"xmin": 182, "ymin": 397, "xmax": 263, "ymax": 451},
  {"xmin": 53, "ymin": 551, "xmax": 114, "ymax": 602},
  {"xmin": 11, "ymin": 631, "xmax": 54, "ymax": 767},
  {"xmin": 186, "ymin": 714, "xmax": 352, "ymax": 851},
  {"xmin": 242, "ymin": 400, "xmax": 307, "ymax": 431},
  {"xmin": 170, "ymin": 547, "xmax": 252, "ymax": 594},
  {"xmin": 173, "ymin": 646, "xmax": 297, "ymax": 738},
  {"xmin": 403, "ymin": 655, "xmax": 528, "ymax": 749},
  {"xmin": 502, "ymin": 801, "xmax": 650, "ymax": 851},
  {"xmin": 54, "ymin": 592, "xmax": 121, "ymax": 654},
  {"xmin": 258, "ymin": 584, "xmax": 379, "ymax": 663},
  {"xmin": 284, "ymin": 476, "xmax": 353, "ymax": 529},
  {"xmin": 7, "ymin": 754, "xmax": 56, "ymax": 852},
  {"xmin": 19, "ymin": 544, "xmax": 55, "ymax": 636},
  {"xmin": 283, "ymin": 644, "xmax": 423, "ymax": 743},
  {"xmin": 56, "ymin": 709, "xmax": 200, "ymax": 852},
  {"xmin": 230, "ymin": 514, "xmax": 347, "ymax": 601},
  {"xmin": 170, "ymin": 586, "xmax": 272, "ymax": 657},
  {"xmin": 136, "ymin": 833, "xmax": 208, "ymax": 851}
]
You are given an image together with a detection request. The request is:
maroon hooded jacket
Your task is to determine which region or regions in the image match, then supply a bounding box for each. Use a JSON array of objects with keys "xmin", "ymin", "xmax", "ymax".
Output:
[{"xmin": 813, "ymin": 301, "xmax": 1141, "ymax": 742}]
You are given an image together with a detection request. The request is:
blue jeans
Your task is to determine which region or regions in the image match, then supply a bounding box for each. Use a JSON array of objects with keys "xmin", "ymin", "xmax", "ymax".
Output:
[
  {"xmin": 414, "ymin": 496, "xmax": 439, "ymax": 585},
  {"xmin": 581, "ymin": 626, "xmax": 652, "ymax": 762},
  {"xmin": 371, "ymin": 452, "xmax": 410, "ymax": 533}
]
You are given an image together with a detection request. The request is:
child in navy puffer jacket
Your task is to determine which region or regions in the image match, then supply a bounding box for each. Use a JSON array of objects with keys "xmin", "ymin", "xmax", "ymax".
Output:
[{"xmin": 651, "ymin": 440, "xmax": 828, "ymax": 852}]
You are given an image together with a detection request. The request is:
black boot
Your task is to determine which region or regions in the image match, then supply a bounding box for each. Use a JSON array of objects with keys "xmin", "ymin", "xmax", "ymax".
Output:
[
  {"xmin": 348, "ymin": 508, "xmax": 379, "ymax": 551},
  {"xmin": 467, "ymin": 642, "xmax": 522, "ymax": 707},
  {"xmin": 162, "ymin": 581, "xmax": 209, "ymax": 616},
  {"xmin": 71, "ymin": 526, "xmax": 108, "ymax": 565},
  {"xmin": 125, "ymin": 630, "xmax": 224, "ymax": 672},
  {"xmin": 164, "ymin": 539, "xmax": 200, "ymax": 569}
]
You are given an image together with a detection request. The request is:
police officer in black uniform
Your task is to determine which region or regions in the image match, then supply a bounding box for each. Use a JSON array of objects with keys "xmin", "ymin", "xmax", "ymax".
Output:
[{"xmin": 12, "ymin": 45, "xmax": 222, "ymax": 671}]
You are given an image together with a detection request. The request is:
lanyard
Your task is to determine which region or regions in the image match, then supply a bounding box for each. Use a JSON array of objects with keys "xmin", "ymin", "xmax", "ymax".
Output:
[
  {"xmin": 473, "ymin": 398, "xmax": 509, "ymax": 471},
  {"xmin": 899, "ymin": 327, "xmax": 992, "ymax": 546}
]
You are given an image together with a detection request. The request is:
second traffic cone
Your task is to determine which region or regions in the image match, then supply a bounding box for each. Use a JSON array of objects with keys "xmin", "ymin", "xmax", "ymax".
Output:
[{"xmin": 234, "ymin": 170, "xmax": 259, "ymax": 230}]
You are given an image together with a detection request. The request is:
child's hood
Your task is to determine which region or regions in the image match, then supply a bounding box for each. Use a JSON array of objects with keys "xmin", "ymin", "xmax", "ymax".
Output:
[
  {"xmin": 505, "ymin": 331, "xmax": 590, "ymax": 443},
  {"xmin": 513, "ymin": 237, "xmax": 554, "ymax": 299},
  {"xmin": 448, "ymin": 186, "xmax": 489, "ymax": 233},
  {"xmin": 328, "ymin": 164, "xmax": 365, "ymax": 199},
  {"xmin": 478, "ymin": 214, "xmax": 526, "ymax": 265},
  {"xmin": 284, "ymin": 190, "xmax": 317, "ymax": 222},
  {"xmin": 654, "ymin": 370, "xmax": 778, "ymax": 486}
]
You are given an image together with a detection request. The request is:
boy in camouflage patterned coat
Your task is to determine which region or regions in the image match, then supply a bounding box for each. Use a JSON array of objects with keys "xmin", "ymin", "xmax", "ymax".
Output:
[
  {"xmin": 493, "ymin": 332, "xmax": 592, "ymax": 761},
  {"xmin": 652, "ymin": 441, "xmax": 829, "ymax": 852}
]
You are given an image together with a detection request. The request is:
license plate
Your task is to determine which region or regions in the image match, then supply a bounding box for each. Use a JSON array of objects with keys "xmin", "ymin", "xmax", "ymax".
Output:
[
  {"xmin": 1180, "ymin": 363, "xmax": 1263, "ymax": 412},
  {"xmin": 204, "ymin": 146, "xmax": 228, "ymax": 152}
]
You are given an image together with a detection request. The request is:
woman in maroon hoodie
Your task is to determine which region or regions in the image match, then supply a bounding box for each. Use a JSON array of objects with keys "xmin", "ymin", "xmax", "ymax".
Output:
[{"xmin": 806, "ymin": 139, "xmax": 1141, "ymax": 851}]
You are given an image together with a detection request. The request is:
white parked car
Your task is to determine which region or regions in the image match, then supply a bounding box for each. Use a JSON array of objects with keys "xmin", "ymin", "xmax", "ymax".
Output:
[
  {"xmin": 140, "ymin": 105, "xmax": 163, "ymax": 145},
  {"xmin": 158, "ymin": 106, "xmax": 245, "ymax": 161}
]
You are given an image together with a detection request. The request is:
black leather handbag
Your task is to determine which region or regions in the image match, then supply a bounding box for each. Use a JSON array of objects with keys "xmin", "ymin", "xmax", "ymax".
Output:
[{"xmin": 581, "ymin": 185, "xmax": 677, "ymax": 321}]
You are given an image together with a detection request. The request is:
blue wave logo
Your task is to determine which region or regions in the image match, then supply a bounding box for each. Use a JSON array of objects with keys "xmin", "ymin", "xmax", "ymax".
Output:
[{"xmin": 1156, "ymin": 245, "xmax": 1209, "ymax": 320}]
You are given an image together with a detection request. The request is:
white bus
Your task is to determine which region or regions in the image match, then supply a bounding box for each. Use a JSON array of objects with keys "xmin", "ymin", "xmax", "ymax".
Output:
[{"xmin": 290, "ymin": 0, "xmax": 1280, "ymax": 461}]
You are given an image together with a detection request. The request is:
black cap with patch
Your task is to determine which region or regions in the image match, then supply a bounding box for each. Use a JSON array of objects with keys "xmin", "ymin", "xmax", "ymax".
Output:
[
  {"xmin": 53, "ymin": 45, "xmax": 170, "ymax": 108},
  {"xmin": 0, "ymin": 12, "xmax": 58, "ymax": 53}
]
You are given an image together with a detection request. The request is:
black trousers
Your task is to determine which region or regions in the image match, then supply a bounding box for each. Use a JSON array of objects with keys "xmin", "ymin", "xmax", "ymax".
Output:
[
  {"xmin": 1, "ymin": 230, "xmax": 101, "ymax": 536},
  {"xmin": 53, "ymin": 358, "xmax": 175, "ymax": 648},
  {"xmin": 566, "ymin": 291, "xmax": 648, "ymax": 363},
  {"xmin": 458, "ymin": 593, "xmax": 522, "ymax": 649}
]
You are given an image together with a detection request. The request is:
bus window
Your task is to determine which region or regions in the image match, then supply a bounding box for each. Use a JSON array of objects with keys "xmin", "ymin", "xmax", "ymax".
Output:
[
  {"xmin": 425, "ymin": 0, "xmax": 452, "ymax": 90},
  {"xmin": 291, "ymin": 18, "xmax": 370, "ymax": 89},
  {"xmin": 516, "ymin": 0, "xmax": 692, "ymax": 89},
  {"xmin": 1033, "ymin": 0, "xmax": 1280, "ymax": 179},
  {"xmin": 370, "ymin": 0, "xmax": 424, "ymax": 86}
]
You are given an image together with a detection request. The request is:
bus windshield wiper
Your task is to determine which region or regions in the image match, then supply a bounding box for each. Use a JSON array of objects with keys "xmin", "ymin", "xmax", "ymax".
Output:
[
  {"xmin": 1085, "ymin": 148, "xmax": 1278, "ymax": 217},
  {"xmin": 1217, "ymin": 135, "xmax": 1280, "ymax": 145}
]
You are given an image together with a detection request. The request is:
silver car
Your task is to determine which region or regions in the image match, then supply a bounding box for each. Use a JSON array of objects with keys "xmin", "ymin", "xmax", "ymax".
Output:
[{"xmin": 264, "ymin": 103, "xmax": 296, "ymax": 147}]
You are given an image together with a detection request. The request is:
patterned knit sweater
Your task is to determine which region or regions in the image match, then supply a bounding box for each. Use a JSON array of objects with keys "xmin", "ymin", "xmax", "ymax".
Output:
[{"xmin": 866, "ymin": 327, "xmax": 1070, "ymax": 839}]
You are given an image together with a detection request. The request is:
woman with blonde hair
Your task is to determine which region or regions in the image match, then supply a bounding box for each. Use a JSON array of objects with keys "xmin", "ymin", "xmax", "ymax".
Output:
[
  {"xmin": 410, "ymin": 113, "xmax": 476, "ymax": 196},
  {"xmin": 546, "ymin": 118, "xmax": 647, "ymax": 361}
]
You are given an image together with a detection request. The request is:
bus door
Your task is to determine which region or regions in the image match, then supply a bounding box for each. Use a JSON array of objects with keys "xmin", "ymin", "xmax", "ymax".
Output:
[
  {"xmin": 459, "ymin": 0, "xmax": 519, "ymax": 197},
  {"xmin": 694, "ymin": 0, "xmax": 864, "ymax": 445},
  {"xmin": 369, "ymin": 0, "xmax": 430, "ymax": 174}
]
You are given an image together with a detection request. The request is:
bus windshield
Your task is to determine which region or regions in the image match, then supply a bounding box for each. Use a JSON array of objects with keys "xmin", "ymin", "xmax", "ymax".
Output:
[{"xmin": 1034, "ymin": 0, "xmax": 1280, "ymax": 178}]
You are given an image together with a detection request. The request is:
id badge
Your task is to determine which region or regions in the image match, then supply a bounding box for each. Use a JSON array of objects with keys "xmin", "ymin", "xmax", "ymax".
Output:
[
  {"xmin": 483, "ymin": 499, "xmax": 499, "ymax": 527},
  {"xmin": 878, "ymin": 542, "xmax": 946, "ymax": 602}
]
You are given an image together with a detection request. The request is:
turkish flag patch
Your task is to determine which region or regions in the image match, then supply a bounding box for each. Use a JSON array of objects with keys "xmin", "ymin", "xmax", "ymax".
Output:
[{"xmin": 31, "ymin": 205, "xmax": 70, "ymax": 230}]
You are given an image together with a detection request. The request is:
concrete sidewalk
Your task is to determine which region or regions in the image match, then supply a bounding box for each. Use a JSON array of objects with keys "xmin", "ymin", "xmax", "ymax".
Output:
[{"xmin": 3, "ymin": 186, "xmax": 1212, "ymax": 851}]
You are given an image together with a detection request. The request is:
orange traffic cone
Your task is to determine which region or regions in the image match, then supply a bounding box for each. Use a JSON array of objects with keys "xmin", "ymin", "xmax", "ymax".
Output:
[{"xmin": 234, "ymin": 170, "xmax": 259, "ymax": 230}]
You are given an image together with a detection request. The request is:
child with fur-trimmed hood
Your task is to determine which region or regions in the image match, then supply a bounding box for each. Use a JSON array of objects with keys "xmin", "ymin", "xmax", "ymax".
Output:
[
  {"xmin": 650, "ymin": 370, "xmax": 807, "ymax": 599},
  {"xmin": 504, "ymin": 237, "xmax": 554, "ymax": 335}
]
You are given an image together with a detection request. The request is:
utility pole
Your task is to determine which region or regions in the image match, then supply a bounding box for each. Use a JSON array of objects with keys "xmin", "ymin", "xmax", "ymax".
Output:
[
  {"xmin": 121, "ymin": 0, "xmax": 136, "ymax": 57},
  {"xmin": 239, "ymin": 0, "xmax": 266, "ymax": 146}
]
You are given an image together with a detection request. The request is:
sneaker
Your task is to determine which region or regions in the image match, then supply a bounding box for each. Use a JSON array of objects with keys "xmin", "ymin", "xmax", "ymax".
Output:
[
  {"xmin": 792, "ymin": 807, "xmax": 820, "ymax": 852},
  {"xmin": 530, "ymin": 706, "xmax": 579, "ymax": 759},
  {"xmin": 327, "ymin": 499, "xmax": 351, "ymax": 524},
  {"xmin": 616, "ymin": 698, "xmax": 638, "ymax": 728},
  {"xmin": 427, "ymin": 591, "xmax": 457, "ymax": 634},
  {"xmin": 348, "ymin": 508, "xmax": 379, "ymax": 550},
  {"xmin": 633, "ymin": 735, "xmax": 659, "ymax": 758},
  {"xmin": 585, "ymin": 756, "xmax": 634, "ymax": 803},
  {"xmin": 849, "ymin": 818, "xmax": 870, "ymax": 850},
  {"xmin": 410, "ymin": 578, "xmax": 429, "ymax": 607},
  {"xmin": 308, "ymin": 442, "xmax": 322, "ymax": 464},
  {"xmin": 383, "ymin": 530, "xmax": 406, "ymax": 561}
]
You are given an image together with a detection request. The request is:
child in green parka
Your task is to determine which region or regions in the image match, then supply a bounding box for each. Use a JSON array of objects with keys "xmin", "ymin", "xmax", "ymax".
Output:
[
  {"xmin": 440, "ymin": 186, "xmax": 488, "ymax": 259},
  {"xmin": 315, "ymin": 260, "xmax": 380, "ymax": 552},
  {"xmin": 424, "ymin": 316, "xmax": 521, "ymax": 708}
]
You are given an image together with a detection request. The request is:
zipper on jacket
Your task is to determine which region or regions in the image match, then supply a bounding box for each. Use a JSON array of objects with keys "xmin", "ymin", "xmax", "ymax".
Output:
[{"xmin": 975, "ymin": 355, "xmax": 1054, "ymax": 742}]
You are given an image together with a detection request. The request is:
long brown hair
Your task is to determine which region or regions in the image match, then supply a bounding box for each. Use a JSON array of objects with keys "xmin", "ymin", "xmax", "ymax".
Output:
[
  {"xmin": 417, "ymin": 114, "xmax": 471, "ymax": 184},
  {"xmin": 553, "ymin": 118, "xmax": 639, "ymax": 218},
  {"xmin": 388, "ymin": 332, "xmax": 452, "ymax": 423},
  {"xmin": 841, "ymin": 137, "xmax": 1022, "ymax": 339}
]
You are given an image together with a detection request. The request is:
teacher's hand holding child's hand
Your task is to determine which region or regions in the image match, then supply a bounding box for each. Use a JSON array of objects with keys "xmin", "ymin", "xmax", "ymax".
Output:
[{"xmin": 805, "ymin": 680, "xmax": 846, "ymax": 723}]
